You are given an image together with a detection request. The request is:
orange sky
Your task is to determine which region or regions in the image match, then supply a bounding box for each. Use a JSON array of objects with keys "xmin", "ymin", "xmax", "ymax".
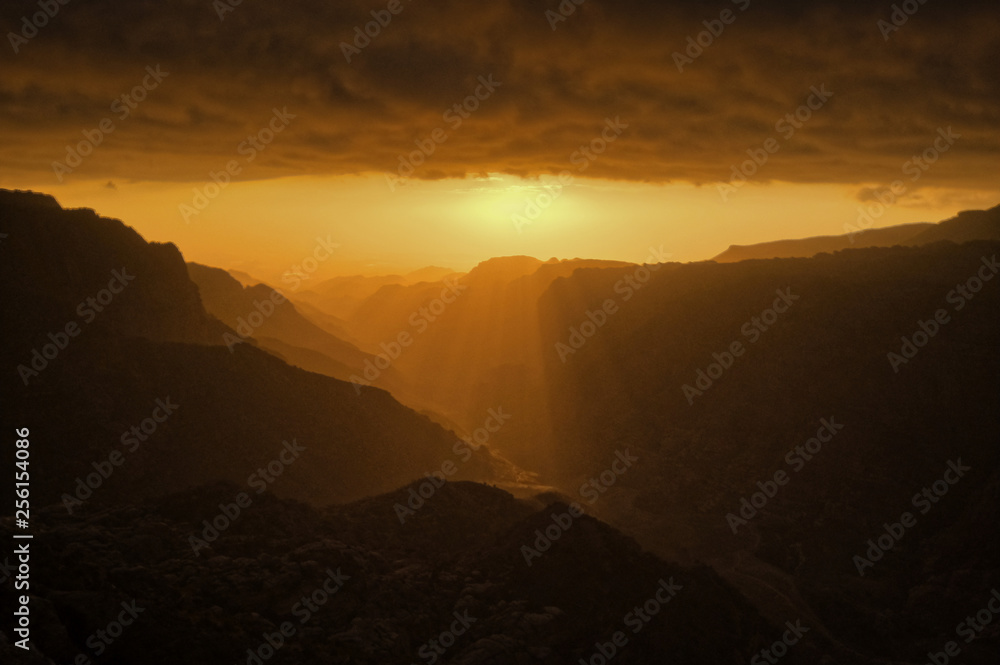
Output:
[
  {"xmin": 4, "ymin": 175, "xmax": 993, "ymax": 282},
  {"xmin": 2, "ymin": 0, "xmax": 997, "ymax": 279}
]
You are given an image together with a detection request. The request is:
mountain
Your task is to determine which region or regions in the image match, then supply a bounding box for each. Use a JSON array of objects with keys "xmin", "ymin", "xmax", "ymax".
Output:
[
  {"xmin": 905, "ymin": 206, "xmax": 1000, "ymax": 246},
  {"xmin": 294, "ymin": 267, "xmax": 465, "ymax": 323},
  {"xmin": 711, "ymin": 204, "xmax": 1000, "ymax": 263},
  {"xmin": 536, "ymin": 239, "xmax": 1000, "ymax": 662},
  {"xmin": 0, "ymin": 189, "xmax": 492, "ymax": 506},
  {"xmin": 406, "ymin": 265, "xmax": 461, "ymax": 283},
  {"xmin": 294, "ymin": 273, "xmax": 414, "ymax": 320},
  {"xmin": 0, "ymin": 481, "xmax": 790, "ymax": 665},
  {"xmin": 227, "ymin": 268, "xmax": 264, "ymax": 286},
  {"xmin": 0, "ymin": 189, "xmax": 229, "ymax": 346},
  {"xmin": 186, "ymin": 262, "xmax": 406, "ymax": 388},
  {"xmin": 5, "ymin": 187, "xmax": 999, "ymax": 663},
  {"xmin": 340, "ymin": 256, "xmax": 635, "ymax": 470},
  {"xmin": 711, "ymin": 223, "xmax": 933, "ymax": 262},
  {"xmin": 0, "ymin": 191, "xmax": 784, "ymax": 664},
  {"xmin": 187, "ymin": 261, "xmax": 454, "ymax": 421},
  {"xmin": 287, "ymin": 299, "xmax": 359, "ymax": 343}
]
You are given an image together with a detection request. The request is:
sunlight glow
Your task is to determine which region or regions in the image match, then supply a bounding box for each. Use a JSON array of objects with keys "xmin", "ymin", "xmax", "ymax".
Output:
[{"xmin": 6, "ymin": 172, "xmax": 995, "ymax": 284}]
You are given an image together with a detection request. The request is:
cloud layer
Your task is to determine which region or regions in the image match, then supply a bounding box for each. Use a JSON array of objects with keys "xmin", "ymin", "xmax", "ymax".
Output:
[{"xmin": 1, "ymin": 0, "xmax": 997, "ymax": 189}]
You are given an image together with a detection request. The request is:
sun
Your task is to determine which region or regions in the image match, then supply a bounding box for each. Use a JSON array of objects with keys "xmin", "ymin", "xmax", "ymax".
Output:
[{"xmin": 449, "ymin": 173, "xmax": 586, "ymax": 237}]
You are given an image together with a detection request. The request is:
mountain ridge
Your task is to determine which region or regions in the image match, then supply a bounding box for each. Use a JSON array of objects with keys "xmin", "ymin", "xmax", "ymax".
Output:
[
  {"xmin": 711, "ymin": 204, "xmax": 1000, "ymax": 263},
  {"xmin": 0, "ymin": 188, "xmax": 493, "ymax": 507}
]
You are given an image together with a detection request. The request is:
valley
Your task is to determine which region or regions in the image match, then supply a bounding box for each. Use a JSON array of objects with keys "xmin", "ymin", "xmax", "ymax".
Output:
[{"xmin": 2, "ymin": 189, "xmax": 998, "ymax": 663}]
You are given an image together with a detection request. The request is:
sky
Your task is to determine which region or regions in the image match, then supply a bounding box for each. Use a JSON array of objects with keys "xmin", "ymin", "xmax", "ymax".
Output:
[{"xmin": 2, "ymin": 0, "xmax": 997, "ymax": 280}]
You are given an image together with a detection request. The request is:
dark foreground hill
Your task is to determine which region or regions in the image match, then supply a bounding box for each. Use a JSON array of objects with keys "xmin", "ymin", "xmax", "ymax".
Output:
[{"xmin": 1, "ymin": 482, "xmax": 805, "ymax": 665}]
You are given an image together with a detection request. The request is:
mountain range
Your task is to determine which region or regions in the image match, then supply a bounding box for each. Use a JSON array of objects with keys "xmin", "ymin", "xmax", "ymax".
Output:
[
  {"xmin": 2, "ymin": 188, "xmax": 998, "ymax": 664},
  {"xmin": 712, "ymin": 206, "xmax": 1000, "ymax": 262}
]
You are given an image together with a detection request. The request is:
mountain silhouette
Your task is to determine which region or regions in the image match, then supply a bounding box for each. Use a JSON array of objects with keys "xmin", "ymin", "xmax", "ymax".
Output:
[
  {"xmin": 331, "ymin": 255, "xmax": 634, "ymax": 470},
  {"xmin": 187, "ymin": 262, "xmax": 405, "ymax": 386},
  {"xmin": 711, "ymin": 204, "xmax": 1000, "ymax": 262},
  {"xmin": 535, "ymin": 239, "xmax": 1000, "ymax": 662},
  {"xmin": 0, "ymin": 189, "xmax": 492, "ymax": 507},
  {"xmin": 0, "ymin": 480, "xmax": 791, "ymax": 664},
  {"xmin": 3, "ymin": 188, "xmax": 998, "ymax": 664}
]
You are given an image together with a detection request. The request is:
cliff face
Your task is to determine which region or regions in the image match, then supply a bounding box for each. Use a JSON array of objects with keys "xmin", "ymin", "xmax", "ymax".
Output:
[{"xmin": 0, "ymin": 189, "xmax": 491, "ymax": 508}]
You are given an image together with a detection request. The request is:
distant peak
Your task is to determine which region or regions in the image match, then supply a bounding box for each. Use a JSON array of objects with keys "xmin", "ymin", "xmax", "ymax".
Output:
[
  {"xmin": 470, "ymin": 255, "xmax": 542, "ymax": 271},
  {"xmin": 0, "ymin": 188, "xmax": 63, "ymax": 211}
]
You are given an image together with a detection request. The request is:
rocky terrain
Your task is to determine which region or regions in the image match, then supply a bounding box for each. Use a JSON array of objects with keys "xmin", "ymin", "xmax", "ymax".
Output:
[{"xmin": 1, "ymin": 482, "xmax": 783, "ymax": 665}]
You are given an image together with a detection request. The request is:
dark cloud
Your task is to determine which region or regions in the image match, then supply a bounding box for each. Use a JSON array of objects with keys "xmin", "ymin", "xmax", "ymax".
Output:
[{"xmin": 0, "ymin": 0, "xmax": 997, "ymax": 188}]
